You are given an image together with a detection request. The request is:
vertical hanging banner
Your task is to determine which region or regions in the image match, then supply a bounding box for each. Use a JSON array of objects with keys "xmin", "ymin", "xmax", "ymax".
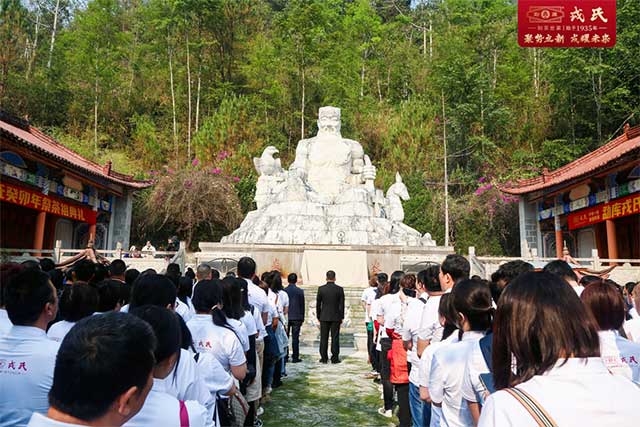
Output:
[{"xmin": 518, "ymin": 0, "xmax": 616, "ymax": 48}]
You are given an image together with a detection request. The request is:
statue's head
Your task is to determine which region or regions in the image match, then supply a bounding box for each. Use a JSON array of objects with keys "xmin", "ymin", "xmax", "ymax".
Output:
[{"xmin": 317, "ymin": 106, "xmax": 341, "ymax": 134}]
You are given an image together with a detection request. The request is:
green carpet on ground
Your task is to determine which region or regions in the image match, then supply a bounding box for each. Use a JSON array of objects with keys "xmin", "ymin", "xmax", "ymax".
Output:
[{"xmin": 260, "ymin": 351, "xmax": 398, "ymax": 427}]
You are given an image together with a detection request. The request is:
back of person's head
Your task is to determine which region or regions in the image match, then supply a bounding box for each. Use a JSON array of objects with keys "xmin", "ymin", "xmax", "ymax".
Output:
[
  {"xmin": 439, "ymin": 293, "xmax": 458, "ymax": 340},
  {"xmin": 288, "ymin": 273, "xmax": 298, "ymax": 284},
  {"xmin": 543, "ymin": 260, "xmax": 578, "ymax": 284},
  {"xmin": 92, "ymin": 263, "xmax": 109, "ymax": 285},
  {"xmin": 441, "ymin": 254, "xmax": 470, "ymax": 284},
  {"xmin": 0, "ymin": 262, "xmax": 23, "ymax": 307},
  {"xmin": 39, "ymin": 258, "xmax": 56, "ymax": 272},
  {"xmin": 185, "ymin": 267, "xmax": 196, "ymax": 281},
  {"xmin": 130, "ymin": 274, "xmax": 177, "ymax": 309},
  {"xmin": 73, "ymin": 259, "xmax": 96, "ymax": 282},
  {"xmin": 130, "ymin": 305, "xmax": 182, "ymax": 366},
  {"xmin": 236, "ymin": 278, "xmax": 251, "ymax": 311},
  {"xmin": 326, "ymin": 270, "xmax": 336, "ymax": 281},
  {"xmin": 221, "ymin": 277, "xmax": 244, "ymax": 320},
  {"xmin": 124, "ymin": 268, "xmax": 140, "ymax": 287},
  {"xmin": 387, "ymin": 270, "xmax": 405, "ymax": 295},
  {"xmin": 490, "ymin": 260, "xmax": 534, "ymax": 303},
  {"xmin": 377, "ymin": 272, "xmax": 388, "ymax": 285},
  {"xmin": 237, "ymin": 257, "xmax": 256, "ymax": 279},
  {"xmin": 109, "ymin": 259, "xmax": 127, "ymax": 278},
  {"xmin": 625, "ymin": 281, "xmax": 637, "ymax": 297},
  {"xmin": 376, "ymin": 272, "xmax": 389, "ymax": 298},
  {"xmin": 226, "ymin": 271, "xmax": 236, "ymax": 278},
  {"xmin": 492, "ymin": 271, "xmax": 600, "ymax": 390},
  {"xmin": 581, "ymin": 281, "xmax": 625, "ymax": 331},
  {"xmin": 140, "ymin": 268, "xmax": 157, "ymax": 276},
  {"xmin": 192, "ymin": 280, "xmax": 223, "ymax": 312},
  {"xmin": 268, "ymin": 271, "xmax": 284, "ymax": 292},
  {"xmin": 48, "ymin": 312, "xmax": 156, "ymax": 424},
  {"xmin": 177, "ymin": 276, "xmax": 193, "ymax": 304},
  {"xmin": 93, "ymin": 279, "xmax": 124, "ymax": 312},
  {"xmin": 452, "ymin": 278, "xmax": 493, "ymax": 332},
  {"xmin": 580, "ymin": 275, "xmax": 603, "ymax": 287},
  {"xmin": 166, "ymin": 263, "xmax": 181, "ymax": 277},
  {"xmin": 195, "ymin": 263, "xmax": 211, "ymax": 281},
  {"xmin": 21, "ymin": 259, "xmax": 41, "ymax": 271},
  {"xmin": 211, "ymin": 269, "xmax": 220, "ymax": 279},
  {"xmin": 5, "ymin": 268, "xmax": 56, "ymax": 325},
  {"xmin": 59, "ymin": 283, "xmax": 99, "ymax": 322},
  {"xmin": 423, "ymin": 265, "xmax": 441, "ymax": 292},
  {"xmin": 48, "ymin": 269, "xmax": 64, "ymax": 292},
  {"xmin": 400, "ymin": 274, "xmax": 416, "ymax": 290}
]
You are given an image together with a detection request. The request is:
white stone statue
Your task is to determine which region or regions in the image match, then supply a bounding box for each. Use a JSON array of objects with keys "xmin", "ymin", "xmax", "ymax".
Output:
[
  {"xmin": 222, "ymin": 106, "xmax": 436, "ymax": 247},
  {"xmin": 386, "ymin": 172, "xmax": 409, "ymax": 222},
  {"xmin": 253, "ymin": 146, "xmax": 284, "ymax": 209}
]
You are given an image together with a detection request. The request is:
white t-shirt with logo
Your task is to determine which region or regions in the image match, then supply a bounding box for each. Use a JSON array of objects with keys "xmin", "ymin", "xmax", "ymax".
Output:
[
  {"xmin": 478, "ymin": 358, "xmax": 640, "ymax": 427},
  {"xmin": 0, "ymin": 326, "xmax": 60, "ymax": 427},
  {"xmin": 46, "ymin": 320, "xmax": 76, "ymax": 342},
  {"xmin": 124, "ymin": 379, "xmax": 209, "ymax": 427},
  {"xmin": 156, "ymin": 348, "xmax": 214, "ymax": 419},
  {"xmin": 418, "ymin": 294, "xmax": 444, "ymax": 344},
  {"xmin": 187, "ymin": 315, "xmax": 246, "ymax": 373},
  {"xmin": 429, "ymin": 331, "xmax": 485, "ymax": 427},
  {"xmin": 245, "ymin": 279, "xmax": 268, "ymax": 341},
  {"xmin": 598, "ymin": 330, "xmax": 640, "ymax": 384}
]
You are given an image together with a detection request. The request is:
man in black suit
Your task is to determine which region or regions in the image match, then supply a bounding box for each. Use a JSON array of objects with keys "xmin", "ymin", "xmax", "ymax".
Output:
[
  {"xmin": 316, "ymin": 270, "xmax": 345, "ymax": 364},
  {"xmin": 284, "ymin": 273, "xmax": 305, "ymax": 363}
]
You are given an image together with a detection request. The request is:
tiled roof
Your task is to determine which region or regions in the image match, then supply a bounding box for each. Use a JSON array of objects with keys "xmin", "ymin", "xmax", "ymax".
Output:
[
  {"xmin": 0, "ymin": 114, "xmax": 152, "ymax": 189},
  {"xmin": 501, "ymin": 125, "xmax": 640, "ymax": 195}
]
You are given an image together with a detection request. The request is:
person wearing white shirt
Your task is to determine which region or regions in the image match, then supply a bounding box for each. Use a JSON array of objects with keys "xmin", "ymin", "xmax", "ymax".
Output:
[
  {"xmin": 479, "ymin": 271, "xmax": 639, "ymax": 427},
  {"xmin": 581, "ymin": 280, "xmax": 640, "ymax": 384},
  {"xmin": 0, "ymin": 269, "xmax": 60, "ymax": 427},
  {"xmin": 542, "ymin": 259, "xmax": 582, "ymax": 295},
  {"xmin": 0, "ymin": 307, "xmax": 11, "ymax": 336},
  {"xmin": 141, "ymin": 241, "xmax": 156, "ymax": 258},
  {"xmin": 127, "ymin": 306, "xmax": 209, "ymax": 427},
  {"xmin": 624, "ymin": 284, "xmax": 640, "ymax": 343},
  {"xmin": 47, "ymin": 284, "xmax": 99, "ymax": 342},
  {"xmin": 361, "ymin": 277, "xmax": 378, "ymax": 374},
  {"xmin": 189, "ymin": 283, "xmax": 247, "ymax": 381},
  {"xmin": 0, "ymin": 263, "xmax": 23, "ymax": 336},
  {"xmin": 428, "ymin": 278, "xmax": 492, "ymax": 427},
  {"xmin": 28, "ymin": 312, "xmax": 155, "ymax": 427}
]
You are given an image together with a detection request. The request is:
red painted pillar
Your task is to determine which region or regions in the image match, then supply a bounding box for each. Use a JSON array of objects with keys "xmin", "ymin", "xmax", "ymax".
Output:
[
  {"xmin": 554, "ymin": 214, "xmax": 563, "ymax": 259},
  {"xmin": 606, "ymin": 219, "xmax": 618, "ymax": 264},
  {"xmin": 33, "ymin": 211, "xmax": 46, "ymax": 256}
]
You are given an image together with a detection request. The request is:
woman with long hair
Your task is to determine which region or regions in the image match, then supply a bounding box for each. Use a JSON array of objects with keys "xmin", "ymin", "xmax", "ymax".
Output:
[
  {"xmin": 428, "ymin": 278, "xmax": 493, "ymax": 427},
  {"xmin": 479, "ymin": 272, "xmax": 639, "ymax": 426}
]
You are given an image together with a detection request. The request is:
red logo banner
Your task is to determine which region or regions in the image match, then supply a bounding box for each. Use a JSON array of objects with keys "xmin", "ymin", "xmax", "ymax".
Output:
[
  {"xmin": 518, "ymin": 0, "xmax": 616, "ymax": 48},
  {"xmin": 568, "ymin": 193, "xmax": 640, "ymax": 230},
  {"xmin": 0, "ymin": 181, "xmax": 97, "ymax": 224}
]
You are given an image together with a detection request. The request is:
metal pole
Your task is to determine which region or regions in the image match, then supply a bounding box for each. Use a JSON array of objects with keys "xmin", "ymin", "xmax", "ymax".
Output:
[{"xmin": 442, "ymin": 91, "xmax": 450, "ymax": 247}]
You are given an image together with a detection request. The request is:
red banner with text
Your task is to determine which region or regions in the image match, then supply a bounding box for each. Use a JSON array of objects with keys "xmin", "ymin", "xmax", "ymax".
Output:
[
  {"xmin": 518, "ymin": 0, "xmax": 616, "ymax": 48},
  {"xmin": 0, "ymin": 181, "xmax": 97, "ymax": 224},
  {"xmin": 568, "ymin": 193, "xmax": 640, "ymax": 230}
]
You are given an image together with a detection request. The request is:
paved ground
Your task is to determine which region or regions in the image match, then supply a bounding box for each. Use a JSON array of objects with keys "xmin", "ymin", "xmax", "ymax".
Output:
[{"xmin": 260, "ymin": 346, "xmax": 398, "ymax": 427}]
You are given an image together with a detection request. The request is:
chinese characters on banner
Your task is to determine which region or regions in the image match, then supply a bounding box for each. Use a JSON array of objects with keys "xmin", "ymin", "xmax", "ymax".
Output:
[
  {"xmin": 568, "ymin": 193, "xmax": 640, "ymax": 230},
  {"xmin": 518, "ymin": 0, "xmax": 616, "ymax": 47},
  {"xmin": 0, "ymin": 182, "xmax": 97, "ymax": 224}
]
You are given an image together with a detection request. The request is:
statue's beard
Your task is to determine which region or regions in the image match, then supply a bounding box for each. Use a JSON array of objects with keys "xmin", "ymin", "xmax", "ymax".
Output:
[{"xmin": 318, "ymin": 126, "xmax": 340, "ymax": 135}]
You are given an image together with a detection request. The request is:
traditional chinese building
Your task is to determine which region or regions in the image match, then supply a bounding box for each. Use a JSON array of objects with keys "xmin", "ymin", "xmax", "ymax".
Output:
[
  {"xmin": 502, "ymin": 124, "xmax": 640, "ymax": 261},
  {"xmin": 0, "ymin": 112, "xmax": 151, "ymax": 252}
]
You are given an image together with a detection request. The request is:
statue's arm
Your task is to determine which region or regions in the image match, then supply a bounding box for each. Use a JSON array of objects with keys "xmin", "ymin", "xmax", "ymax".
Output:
[
  {"xmin": 290, "ymin": 139, "xmax": 310, "ymax": 178},
  {"xmin": 346, "ymin": 139, "xmax": 365, "ymax": 174}
]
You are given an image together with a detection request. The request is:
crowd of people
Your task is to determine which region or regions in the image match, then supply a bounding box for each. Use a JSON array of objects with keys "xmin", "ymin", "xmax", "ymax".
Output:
[
  {"xmin": 0, "ymin": 256, "xmax": 306, "ymax": 427},
  {"xmin": 360, "ymin": 255, "xmax": 640, "ymax": 427}
]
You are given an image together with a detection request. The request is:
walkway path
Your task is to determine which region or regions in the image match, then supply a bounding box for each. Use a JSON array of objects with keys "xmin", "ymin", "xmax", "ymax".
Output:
[{"xmin": 260, "ymin": 347, "xmax": 397, "ymax": 426}]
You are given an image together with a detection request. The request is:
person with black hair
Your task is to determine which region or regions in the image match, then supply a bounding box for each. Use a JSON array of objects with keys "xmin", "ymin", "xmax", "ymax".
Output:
[
  {"xmin": 126, "ymin": 306, "xmax": 209, "ymax": 427},
  {"xmin": 93, "ymin": 279, "xmax": 124, "ymax": 313},
  {"xmin": 47, "ymin": 283, "xmax": 98, "ymax": 342},
  {"xmin": 479, "ymin": 272, "xmax": 639, "ymax": 426},
  {"xmin": 439, "ymin": 254, "xmax": 470, "ymax": 291},
  {"xmin": 72, "ymin": 259, "xmax": 96, "ymax": 283},
  {"xmin": 285, "ymin": 272, "xmax": 305, "ymax": 364},
  {"xmin": 20, "ymin": 259, "xmax": 41, "ymax": 271},
  {"xmin": 185, "ymin": 267, "xmax": 196, "ymax": 281},
  {"xmin": 221, "ymin": 277, "xmax": 250, "ymax": 353},
  {"xmin": 28, "ymin": 312, "xmax": 155, "ymax": 427},
  {"xmin": 543, "ymin": 259, "xmax": 582, "ymax": 295},
  {"xmin": 109, "ymin": 259, "xmax": 127, "ymax": 282},
  {"xmin": 428, "ymin": 278, "xmax": 493, "ymax": 427},
  {"xmin": 376, "ymin": 270, "xmax": 405, "ymax": 418},
  {"xmin": 402, "ymin": 266, "xmax": 441, "ymax": 427},
  {"xmin": 489, "ymin": 260, "xmax": 534, "ymax": 304},
  {"xmin": 0, "ymin": 262, "xmax": 23, "ymax": 334},
  {"xmin": 92, "ymin": 263, "xmax": 109, "ymax": 285},
  {"xmin": 418, "ymin": 293, "xmax": 460, "ymax": 425},
  {"xmin": 127, "ymin": 275, "xmax": 214, "ymax": 417},
  {"xmin": 316, "ymin": 270, "xmax": 345, "ymax": 366},
  {"xmin": 188, "ymin": 280, "xmax": 248, "ymax": 381},
  {"xmin": 124, "ymin": 268, "xmax": 140, "ymax": 287},
  {"xmin": 0, "ymin": 268, "xmax": 60, "ymax": 427},
  {"xmin": 39, "ymin": 258, "xmax": 56, "ymax": 272}
]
